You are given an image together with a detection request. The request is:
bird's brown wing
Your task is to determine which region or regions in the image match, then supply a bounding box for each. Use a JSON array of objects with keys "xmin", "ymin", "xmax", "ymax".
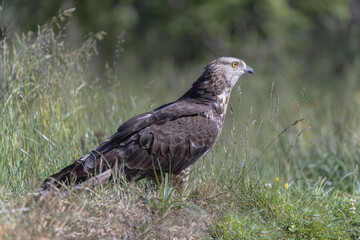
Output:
[
  {"xmin": 82, "ymin": 100, "xmax": 219, "ymax": 180},
  {"xmin": 119, "ymin": 114, "xmax": 219, "ymax": 180},
  {"xmin": 41, "ymin": 100, "xmax": 218, "ymax": 189}
]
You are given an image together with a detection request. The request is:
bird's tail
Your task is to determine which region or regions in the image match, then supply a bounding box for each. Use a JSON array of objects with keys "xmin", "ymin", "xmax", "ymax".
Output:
[
  {"xmin": 39, "ymin": 162, "xmax": 80, "ymax": 192},
  {"xmin": 37, "ymin": 140, "xmax": 122, "ymax": 200}
]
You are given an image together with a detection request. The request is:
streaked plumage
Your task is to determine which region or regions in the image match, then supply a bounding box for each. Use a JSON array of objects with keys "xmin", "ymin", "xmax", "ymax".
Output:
[{"xmin": 39, "ymin": 57, "xmax": 254, "ymax": 195}]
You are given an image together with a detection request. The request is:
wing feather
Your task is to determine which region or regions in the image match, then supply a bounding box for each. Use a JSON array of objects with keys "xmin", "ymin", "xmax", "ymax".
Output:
[{"xmin": 119, "ymin": 113, "xmax": 219, "ymax": 179}]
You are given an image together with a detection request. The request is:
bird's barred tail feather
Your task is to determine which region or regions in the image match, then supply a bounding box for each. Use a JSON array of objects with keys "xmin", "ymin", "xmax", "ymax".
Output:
[
  {"xmin": 38, "ymin": 140, "xmax": 116, "ymax": 193},
  {"xmin": 38, "ymin": 163, "xmax": 73, "ymax": 193}
]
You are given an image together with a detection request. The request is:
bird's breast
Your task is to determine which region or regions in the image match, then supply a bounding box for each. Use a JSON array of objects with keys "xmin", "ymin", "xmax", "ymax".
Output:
[{"xmin": 205, "ymin": 90, "xmax": 231, "ymax": 130}]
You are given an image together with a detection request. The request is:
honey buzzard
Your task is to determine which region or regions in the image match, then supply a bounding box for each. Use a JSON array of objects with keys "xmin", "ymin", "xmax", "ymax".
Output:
[{"xmin": 39, "ymin": 57, "xmax": 254, "ymax": 196}]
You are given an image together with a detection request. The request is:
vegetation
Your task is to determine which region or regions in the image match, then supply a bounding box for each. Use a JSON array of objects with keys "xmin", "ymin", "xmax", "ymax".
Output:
[{"xmin": 1, "ymin": 6, "xmax": 360, "ymax": 240}]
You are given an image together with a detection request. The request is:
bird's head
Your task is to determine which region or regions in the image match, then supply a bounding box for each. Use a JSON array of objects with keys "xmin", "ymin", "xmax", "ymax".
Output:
[{"xmin": 208, "ymin": 57, "xmax": 254, "ymax": 88}]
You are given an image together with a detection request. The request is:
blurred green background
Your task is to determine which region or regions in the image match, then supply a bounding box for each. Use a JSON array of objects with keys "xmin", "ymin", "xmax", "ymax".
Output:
[
  {"xmin": 3, "ymin": 0, "xmax": 360, "ymax": 113},
  {"xmin": 2, "ymin": 0, "xmax": 359, "ymax": 78}
]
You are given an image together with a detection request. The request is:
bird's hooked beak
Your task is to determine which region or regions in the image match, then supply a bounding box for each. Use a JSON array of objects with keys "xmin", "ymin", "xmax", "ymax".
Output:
[{"xmin": 245, "ymin": 65, "xmax": 254, "ymax": 74}]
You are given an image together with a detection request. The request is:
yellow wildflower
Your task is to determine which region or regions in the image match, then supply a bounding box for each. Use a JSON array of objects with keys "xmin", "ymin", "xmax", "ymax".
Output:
[{"xmin": 284, "ymin": 183, "xmax": 289, "ymax": 189}]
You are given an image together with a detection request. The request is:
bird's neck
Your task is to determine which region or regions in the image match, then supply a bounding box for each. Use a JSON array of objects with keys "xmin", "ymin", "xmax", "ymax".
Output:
[
  {"xmin": 211, "ymin": 88, "xmax": 231, "ymax": 127},
  {"xmin": 181, "ymin": 71, "xmax": 231, "ymax": 103},
  {"xmin": 181, "ymin": 73, "xmax": 232, "ymax": 129}
]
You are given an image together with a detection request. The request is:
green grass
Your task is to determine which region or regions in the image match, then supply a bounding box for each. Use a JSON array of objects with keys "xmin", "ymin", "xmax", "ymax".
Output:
[{"xmin": 0, "ymin": 9, "xmax": 360, "ymax": 239}]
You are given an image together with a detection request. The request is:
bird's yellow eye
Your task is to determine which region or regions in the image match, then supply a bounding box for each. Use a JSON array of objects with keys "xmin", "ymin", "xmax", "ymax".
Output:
[{"xmin": 232, "ymin": 62, "xmax": 238, "ymax": 68}]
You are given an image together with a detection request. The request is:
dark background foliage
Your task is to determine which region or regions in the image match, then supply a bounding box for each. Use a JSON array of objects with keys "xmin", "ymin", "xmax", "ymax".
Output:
[{"xmin": 2, "ymin": 0, "xmax": 360, "ymax": 84}]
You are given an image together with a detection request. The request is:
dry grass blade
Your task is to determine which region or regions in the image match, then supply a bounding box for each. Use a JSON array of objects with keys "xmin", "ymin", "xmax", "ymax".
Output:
[{"xmin": 243, "ymin": 118, "xmax": 304, "ymax": 177}]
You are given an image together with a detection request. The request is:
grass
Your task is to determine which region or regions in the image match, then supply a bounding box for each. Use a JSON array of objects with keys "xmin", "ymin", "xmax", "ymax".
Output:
[{"xmin": 1, "ymin": 9, "xmax": 360, "ymax": 239}]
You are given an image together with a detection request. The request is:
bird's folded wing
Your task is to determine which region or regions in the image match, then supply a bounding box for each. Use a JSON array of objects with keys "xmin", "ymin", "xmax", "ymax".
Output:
[
  {"xmin": 76, "ymin": 100, "xmax": 218, "ymax": 179},
  {"xmin": 119, "ymin": 114, "xmax": 219, "ymax": 176}
]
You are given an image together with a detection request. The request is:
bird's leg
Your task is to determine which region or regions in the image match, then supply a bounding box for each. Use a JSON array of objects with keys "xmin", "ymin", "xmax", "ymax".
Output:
[
  {"xmin": 146, "ymin": 167, "xmax": 190, "ymax": 194},
  {"xmin": 172, "ymin": 166, "xmax": 190, "ymax": 194}
]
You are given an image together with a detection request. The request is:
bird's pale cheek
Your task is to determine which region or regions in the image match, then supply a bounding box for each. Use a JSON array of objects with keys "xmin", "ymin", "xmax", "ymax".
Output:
[{"xmin": 229, "ymin": 75, "xmax": 240, "ymax": 87}]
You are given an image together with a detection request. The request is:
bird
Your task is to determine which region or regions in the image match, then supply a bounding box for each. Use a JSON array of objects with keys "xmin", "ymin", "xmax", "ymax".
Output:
[{"xmin": 38, "ymin": 57, "xmax": 254, "ymax": 197}]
